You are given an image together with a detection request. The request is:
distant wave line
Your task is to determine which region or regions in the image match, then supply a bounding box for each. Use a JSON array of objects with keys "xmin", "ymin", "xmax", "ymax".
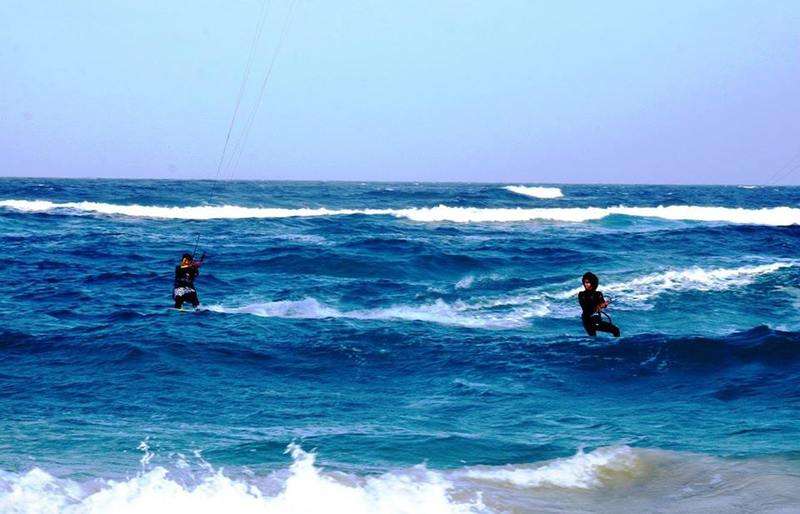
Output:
[
  {"xmin": 2, "ymin": 199, "xmax": 800, "ymax": 225},
  {"xmin": 503, "ymin": 185, "xmax": 564, "ymax": 199}
]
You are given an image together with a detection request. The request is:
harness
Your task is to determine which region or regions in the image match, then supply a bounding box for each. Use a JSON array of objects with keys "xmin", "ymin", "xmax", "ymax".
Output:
[{"xmin": 597, "ymin": 311, "xmax": 615, "ymax": 328}]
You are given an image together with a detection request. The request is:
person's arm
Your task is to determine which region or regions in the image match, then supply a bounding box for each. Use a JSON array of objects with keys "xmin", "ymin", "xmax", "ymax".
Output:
[
  {"xmin": 191, "ymin": 253, "xmax": 206, "ymax": 269},
  {"xmin": 595, "ymin": 292, "xmax": 608, "ymax": 312}
]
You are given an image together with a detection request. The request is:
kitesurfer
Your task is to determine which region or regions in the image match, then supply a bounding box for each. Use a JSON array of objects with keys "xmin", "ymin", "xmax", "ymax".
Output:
[
  {"xmin": 578, "ymin": 272, "xmax": 620, "ymax": 337},
  {"xmin": 173, "ymin": 253, "xmax": 204, "ymax": 309}
]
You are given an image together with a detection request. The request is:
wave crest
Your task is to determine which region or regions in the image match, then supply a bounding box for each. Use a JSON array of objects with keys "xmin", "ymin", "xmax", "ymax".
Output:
[
  {"xmin": 0, "ymin": 445, "xmax": 483, "ymax": 514},
  {"xmin": 464, "ymin": 446, "xmax": 641, "ymax": 489},
  {"xmin": 503, "ymin": 186, "xmax": 564, "ymax": 199},
  {"xmin": 206, "ymin": 298, "xmax": 534, "ymax": 329},
  {"xmin": 4, "ymin": 444, "xmax": 800, "ymax": 513},
  {"xmin": 554, "ymin": 262, "xmax": 794, "ymax": 306},
  {"xmin": 0, "ymin": 200, "xmax": 361, "ymax": 220},
  {"xmin": 4, "ymin": 200, "xmax": 800, "ymax": 225}
]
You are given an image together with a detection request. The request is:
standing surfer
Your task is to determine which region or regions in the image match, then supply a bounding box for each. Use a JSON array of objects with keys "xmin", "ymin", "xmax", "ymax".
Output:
[
  {"xmin": 173, "ymin": 253, "xmax": 204, "ymax": 309},
  {"xmin": 578, "ymin": 272, "xmax": 620, "ymax": 337}
]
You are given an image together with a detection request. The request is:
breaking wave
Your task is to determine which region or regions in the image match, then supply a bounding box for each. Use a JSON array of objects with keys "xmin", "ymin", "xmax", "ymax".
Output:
[
  {"xmin": 205, "ymin": 262, "xmax": 793, "ymax": 330},
  {"xmin": 205, "ymin": 297, "xmax": 541, "ymax": 329},
  {"xmin": 455, "ymin": 276, "xmax": 475, "ymax": 289},
  {"xmin": 3, "ymin": 444, "xmax": 799, "ymax": 514},
  {"xmin": 463, "ymin": 446, "xmax": 639, "ymax": 489},
  {"xmin": 0, "ymin": 200, "xmax": 361, "ymax": 220},
  {"xmin": 554, "ymin": 261, "xmax": 795, "ymax": 306},
  {"xmin": 456, "ymin": 262, "xmax": 795, "ymax": 320},
  {"xmin": 0, "ymin": 445, "xmax": 483, "ymax": 514},
  {"xmin": 4, "ymin": 200, "xmax": 800, "ymax": 225},
  {"xmin": 502, "ymin": 186, "xmax": 564, "ymax": 199}
]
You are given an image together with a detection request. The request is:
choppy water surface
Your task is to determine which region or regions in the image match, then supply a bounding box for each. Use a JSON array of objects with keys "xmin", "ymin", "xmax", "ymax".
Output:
[{"xmin": 1, "ymin": 179, "xmax": 799, "ymax": 512}]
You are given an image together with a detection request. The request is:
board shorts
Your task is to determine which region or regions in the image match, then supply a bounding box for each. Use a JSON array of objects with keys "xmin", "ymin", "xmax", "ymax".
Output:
[{"xmin": 173, "ymin": 286, "xmax": 196, "ymax": 299}]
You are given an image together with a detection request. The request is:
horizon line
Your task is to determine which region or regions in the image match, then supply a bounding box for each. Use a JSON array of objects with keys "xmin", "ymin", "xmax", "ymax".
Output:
[{"xmin": 0, "ymin": 176, "xmax": 796, "ymax": 187}]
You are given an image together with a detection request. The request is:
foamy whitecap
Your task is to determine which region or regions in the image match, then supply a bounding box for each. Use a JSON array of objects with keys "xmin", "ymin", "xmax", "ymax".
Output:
[
  {"xmin": 0, "ymin": 445, "xmax": 484, "ymax": 514},
  {"xmin": 460, "ymin": 261, "xmax": 796, "ymax": 319},
  {"xmin": 503, "ymin": 186, "xmax": 564, "ymax": 199},
  {"xmin": 554, "ymin": 262, "xmax": 795, "ymax": 306},
  {"xmin": 4, "ymin": 445, "xmax": 800, "ymax": 513},
  {"xmin": 209, "ymin": 262, "xmax": 793, "ymax": 328},
  {"xmin": 464, "ymin": 446, "xmax": 641, "ymax": 489},
  {"xmin": 206, "ymin": 297, "xmax": 528, "ymax": 329},
  {"xmin": 4, "ymin": 200, "xmax": 800, "ymax": 226},
  {"xmin": 455, "ymin": 276, "xmax": 475, "ymax": 289},
  {"xmin": 0, "ymin": 200, "xmax": 362, "ymax": 220}
]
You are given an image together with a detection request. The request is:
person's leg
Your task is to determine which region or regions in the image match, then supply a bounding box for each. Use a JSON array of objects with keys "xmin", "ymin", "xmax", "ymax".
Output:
[
  {"xmin": 174, "ymin": 295, "xmax": 184, "ymax": 309},
  {"xmin": 582, "ymin": 317, "xmax": 597, "ymax": 336},
  {"xmin": 596, "ymin": 320, "xmax": 620, "ymax": 337},
  {"xmin": 187, "ymin": 291, "xmax": 200, "ymax": 308}
]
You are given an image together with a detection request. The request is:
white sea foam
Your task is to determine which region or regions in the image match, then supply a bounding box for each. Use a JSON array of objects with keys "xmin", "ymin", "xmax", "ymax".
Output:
[
  {"xmin": 3, "ymin": 445, "xmax": 800, "ymax": 513},
  {"xmin": 455, "ymin": 276, "xmax": 475, "ymax": 289},
  {"xmin": 554, "ymin": 262, "xmax": 795, "ymax": 306},
  {"xmin": 454, "ymin": 274, "xmax": 507, "ymax": 291},
  {"xmin": 0, "ymin": 445, "xmax": 484, "ymax": 514},
  {"xmin": 503, "ymin": 186, "xmax": 564, "ymax": 199},
  {"xmin": 459, "ymin": 261, "xmax": 796, "ymax": 320},
  {"xmin": 4, "ymin": 199, "xmax": 800, "ymax": 225},
  {"xmin": 601, "ymin": 205, "xmax": 800, "ymax": 226},
  {"xmin": 464, "ymin": 446, "xmax": 640, "ymax": 489},
  {"xmin": 202, "ymin": 262, "xmax": 793, "ymax": 329},
  {"xmin": 206, "ymin": 297, "xmax": 529, "ymax": 329},
  {"xmin": 0, "ymin": 200, "xmax": 364, "ymax": 220}
]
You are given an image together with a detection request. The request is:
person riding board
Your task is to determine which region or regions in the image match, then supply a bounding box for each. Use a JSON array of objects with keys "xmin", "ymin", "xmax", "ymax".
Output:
[
  {"xmin": 578, "ymin": 272, "xmax": 620, "ymax": 337},
  {"xmin": 173, "ymin": 252, "xmax": 204, "ymax": 309}
]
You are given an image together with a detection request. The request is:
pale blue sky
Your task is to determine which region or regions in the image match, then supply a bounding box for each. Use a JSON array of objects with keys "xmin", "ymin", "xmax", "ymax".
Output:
[{"xmin": 2, "ymin": 1, "xmax": 799, "ymax": 184}]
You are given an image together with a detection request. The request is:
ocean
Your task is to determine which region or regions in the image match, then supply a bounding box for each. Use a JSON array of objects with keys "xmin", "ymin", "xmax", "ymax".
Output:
[{"xmin": 1, "ymin": 178, "xmax": 799, "ymax": 513}]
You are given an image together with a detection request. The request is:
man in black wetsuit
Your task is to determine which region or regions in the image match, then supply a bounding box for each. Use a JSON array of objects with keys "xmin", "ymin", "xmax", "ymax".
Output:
[
  {"xmin": 578, "ymin": 272, "xmax": 620, "ymax": 337},
  {"xmin": 173, "ymin": 253, "xmax": 203, "ymax": 309}
]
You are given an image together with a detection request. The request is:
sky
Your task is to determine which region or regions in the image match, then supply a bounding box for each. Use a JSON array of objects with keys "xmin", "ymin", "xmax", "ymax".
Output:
[{"xmin": 1, "ymin": 1, "xmax": 799, "ymax": 184}]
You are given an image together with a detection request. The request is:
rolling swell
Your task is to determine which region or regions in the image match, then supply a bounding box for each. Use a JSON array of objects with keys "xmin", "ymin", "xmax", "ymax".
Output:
[{"xmin": 556, "ymin": 326, "xmax": 800, "ymax": 372}]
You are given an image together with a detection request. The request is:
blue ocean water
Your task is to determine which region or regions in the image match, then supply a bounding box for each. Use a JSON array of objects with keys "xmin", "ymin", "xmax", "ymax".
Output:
[{"xmin": 1, "ymin": 179, "xmax": 799, "ymax": 512}]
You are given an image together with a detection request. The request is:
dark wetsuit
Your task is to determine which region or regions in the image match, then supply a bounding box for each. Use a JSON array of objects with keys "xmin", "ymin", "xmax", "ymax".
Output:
[
  {"xmin": 578, "ymin": 290, "xmax": 620, "ymax": 337},
  {"xmin": 173, "ymin": 265, "xmax": 200, "ymax": 308}
]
